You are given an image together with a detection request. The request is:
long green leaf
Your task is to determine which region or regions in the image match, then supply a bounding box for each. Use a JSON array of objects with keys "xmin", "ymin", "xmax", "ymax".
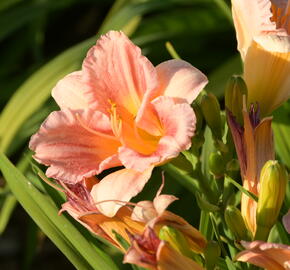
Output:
[{"xmin": 0, "ymin": 152, "xmax": 118, "ymax": 270}]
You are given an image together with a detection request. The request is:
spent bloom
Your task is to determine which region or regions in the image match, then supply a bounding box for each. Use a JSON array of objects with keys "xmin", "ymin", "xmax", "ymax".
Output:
[
  {"xmin": 227, "ymin": 104, "xmax": 274, "ymax": 234},
  {"xmin": 236, "ymin": 241, "xmax": 290, "ymax": 270},
  {"xmin": 29, "ymin": 31, "xmax": 208, "ymax": 217},
  {"xmin": 231, "ymin": 0, "xmax": 290, "ymax": 116},
  {"xmin": 124, "ymin": 227, "xmax": 205, "ymax": 270}
]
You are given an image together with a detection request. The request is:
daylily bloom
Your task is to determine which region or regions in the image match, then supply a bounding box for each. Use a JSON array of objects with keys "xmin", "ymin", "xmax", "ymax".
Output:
[
  {"xmin": 59, "ymin": 177, "xmax": 144, "ymax": 251},
  {"xmin": 60, "ymin": 176, "xmax": 206, "ymax": 254},
  {"xmin": 227, "ymin": 104, "xmax": 274, "ymax": 234},
  {"xmin": 29, "ymin": 31, "xmax": 208, "ymax": 217},
  {"xmin": 232, "ymin": 0, "xmax": 290, "ymax": 116},
  {"xmin": 124, "ymin": 227, "xmax": 205, "ymax": 270},
  {"xmin": 236, "ymin": 240, "xmax": 290, "ymax": 270}
]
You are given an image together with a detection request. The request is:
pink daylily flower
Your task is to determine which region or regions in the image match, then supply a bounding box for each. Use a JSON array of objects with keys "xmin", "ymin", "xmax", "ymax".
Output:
[
  {"xmin": 29, "ymin": 31, "xmax": 208, "ymax": 217},
  {"xmin": 236, "ymin": 241, "xmax": 290, "ymax": 270}
]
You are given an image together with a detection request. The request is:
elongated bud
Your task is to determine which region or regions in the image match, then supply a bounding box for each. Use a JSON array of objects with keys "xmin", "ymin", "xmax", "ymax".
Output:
[
  {"xmin": 209, "ymin": 152, "xmax": 225, "ymax": 179},
  {"xmin": 224, "ymin": 206, "xmax": 250, "ymax": 241},
  {"xmin": 200, "ymin": 92, "xmax": 222, "ymax": 139},
  {"xmin": 225, "ymin": 75, "xmax": 247, "ymax": 124},
  {"xmin": 204, "ymin": 241, "xmax": 221, "ymax": 270},
  {"xmin": 159, "ymin": 226, "xmax": 192, "ymax": 258},
  {"xmin": 255, "ymin": 160, "xmax": 288, "ymax": 241},
  {"xmin": 195, "ymin": 192, "xmax": 219, "ymax": 212}
]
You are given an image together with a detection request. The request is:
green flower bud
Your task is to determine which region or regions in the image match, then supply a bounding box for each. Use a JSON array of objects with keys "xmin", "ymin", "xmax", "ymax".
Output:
[
  {"xmin": 255, "ymin": 160, "xmax": 288, "ymax": 241},
  {"xmin": 204, "ymin": 241, "xmax": 221, "ymax": 270},
  {"xmin": 200, "ymin": 92, "xmax": 222, "ymax": 139},
  {"xmin": 225, "ymin": 75, "xmax": 247, "ymax": 124},
  {"xmin": 224, "ymin": 205, "xmax": 250, "ymax": 241},
  {"xmin": 159, "ymin": 226, "xmax": 192, "ymax": 257},
  {"xmin": 209, "ymin": 152, "xmax": 225, "ymax": 178}
]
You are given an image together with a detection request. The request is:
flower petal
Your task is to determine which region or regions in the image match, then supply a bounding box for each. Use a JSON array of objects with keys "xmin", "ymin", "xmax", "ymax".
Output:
[
  {"xmin": 29, "ymin": 109, "xmax": 121, "ymax": 183},
  {"xmin": 231, "ymin": 0, "xmax": 278, "ymax": 59},
  {"xmin": 157, "ymin": 242, "xmax": 205, "ymax": 270},
  {"xmin": 244, "ymin": 40, "xmax": 290, "ymax": 116},
  {"xmin": 119, "ymin": 97, "xmax": 196, "ymax": 171},
  {"xmin": 153, "ymin": 194, "xmax": 178, "ymax": 216},
  {"xmin": 52, "ymin": 71, "xmax": 89, "ymax": 110},
  {"xmin": 236, "ymin": 241, "xmax": 290, "ymax": 269},
  {"xmin": 82, "ymin": 31, "xmax": 157, "ymax": 116},
  {"xmin": 90, "ymin": 167, "xmax": 153, "ymax": 217},
  {"xmin": 156, "ymin": 59, "xmax": 208, "ymax": 104}
]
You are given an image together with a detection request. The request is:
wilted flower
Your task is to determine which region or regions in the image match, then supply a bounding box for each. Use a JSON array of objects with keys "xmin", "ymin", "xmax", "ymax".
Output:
[
  {"xmin": 227, "ymin": 104, "xmax": 274, "ymax": 234},
  {"xmin": 124, "ymin": 227, "xmax": 205, "ymax": 270},
  {"xmin": 231, "ymin": 0, "xmax": 290, "ymax": 116},
  {"xmin": 29, "ymin": 31, "xmax": 208, "ymax": 217},
  {"xmin": 236, "ymin": 240, "xmax": 290, "ymax": 270}
]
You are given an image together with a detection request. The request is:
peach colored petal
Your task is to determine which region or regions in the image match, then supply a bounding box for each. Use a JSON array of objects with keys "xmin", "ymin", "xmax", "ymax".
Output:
[
  {"xmin": 119, "ymin": 97, "xmax": 195, "ymax": 172},
  {"xmin": 51, "ymin": 71, "xmax": 89, "ymax": 110},
  {"xmin": 29, "ymin": 109, "xmax": 121, "ymax": 183},
  {"xmin": 231, "ymin": 0, "xmax": 278, "ymax": 59},
  {"xmin": 157, "ymin": 241, "xmax": 205, "ymax": 270},
  {"xmin": 153, "ymin": 194, "xmax": 178, "ymax": 216},
  {"xmin": 82, "ymin": 31, "xmax": 157, "ymax": 116},
  {"xmin": 135, "ymin": 60, "xmax": 206, "ymax": 136},
  {"xmin": 156, "ymin": 59, "xmax": 208, "ymax": 104},
  {"xmin": 90, "ymin": 167, "xmax": 153, "ymax": 217},
  {"xmin": 283, "ymin": 210, "xmax": 290, "ymax": 233},
  {"xmin": 244, "ymin": 40, "xmax": 290, "ymax": 116},
  {"xmin": 131, "ymin": 200, "xmax": 158, "ymax": 223},
  {"xmin": 236, "ymin": 241, "xmax": 290, "ymax": 269}
]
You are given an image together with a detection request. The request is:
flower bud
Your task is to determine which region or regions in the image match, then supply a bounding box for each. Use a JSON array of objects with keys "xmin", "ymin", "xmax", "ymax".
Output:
[
  {"xmin": 224, "ymin": 205, "xmax": 250, "ymax": 241},
  {"xmin": 159, "ymin": 226, "xmax": 192, "ymax": 258},
  {"xmin": 209, "ymin": 152, "xmax": 225, "ymax": 178},
  {"xmin": 255, "ymin": 160, "xmax": 288, "ymax": 241},
  {"xmin": 204, "ymin": 241, "xmax": 221, "ymax": 270},
  {"xmin": 225, "ymin": 75, "xmax": 247, "ymax": 124},
  {"xmin": 200, "ymin": 92, "xmax": 222, "ymax": 139}
]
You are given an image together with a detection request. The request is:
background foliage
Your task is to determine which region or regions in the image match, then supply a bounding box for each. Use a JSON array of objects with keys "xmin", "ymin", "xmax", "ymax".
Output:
[{"xmin": 0, "ymin": 0, "xmax": 289, "ymax": 269}]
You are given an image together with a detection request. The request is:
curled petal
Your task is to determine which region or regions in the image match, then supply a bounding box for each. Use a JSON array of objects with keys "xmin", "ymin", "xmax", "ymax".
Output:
[
  {"xmin": 119, "ymin": 97, "xmax": 195, "ymax": 171},
  {"xmin": 51, "ymin": 71, "xmax": 89, "ymax": 110},
  {"xmin": 29, "ymin": 109, "xmax": 121, "ymax": 183},
  {"xmin": 90, "ymin": 167, "xmax": 153, "ymax": 217},
  {"xmin": 236, "ymin": 241, "xmax": 290, "ymax": 269},
  {"xmin": 153, "ymin": 194, "xmax": 178, "ymax": 216},
  {"xmin": 156, "ymin": 59, "xmax": 208, "ymax": 104},
  {"xmin": 131, "ymin": 201, "xmax": 158, "ymax": 223},
  {"xmin": 82, "ymin": 31, "xmax": 157, "ymax": 116},
  {"xmin": 231, "ymin": 0, "xmax": 279, "ymax": 58}
]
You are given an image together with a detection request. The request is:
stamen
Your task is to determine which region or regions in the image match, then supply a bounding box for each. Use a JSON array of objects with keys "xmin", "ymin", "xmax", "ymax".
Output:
[
  {"xmin": 108, "ymin": 100, "xmax": 123, "ymax": 138},
  {"xmin": 37, "ymin": 172, "xmax": 65, "ymax": 193}
]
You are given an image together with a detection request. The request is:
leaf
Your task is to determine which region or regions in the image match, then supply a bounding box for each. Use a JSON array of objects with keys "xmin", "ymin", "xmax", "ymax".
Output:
[
  {"xmin": 0, "ymin": 152, "xmax": 118, "ymax": 270},
  {"xmin": 207, "ymin": 55, "xmax": 242, "ymax": 98},
  {"xmin": 224, "ymin": 175, "xmax": 258, "ymax": 202}
]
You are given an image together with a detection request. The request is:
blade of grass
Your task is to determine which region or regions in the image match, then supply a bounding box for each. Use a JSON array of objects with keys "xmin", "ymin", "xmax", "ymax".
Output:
[
  {"xmin": 0, "ymin": 152, "xmax": 118, "ymax": 270},
  {"xmin": 224, "ymin": 175, "xmax": 258, "ymax": 202}
]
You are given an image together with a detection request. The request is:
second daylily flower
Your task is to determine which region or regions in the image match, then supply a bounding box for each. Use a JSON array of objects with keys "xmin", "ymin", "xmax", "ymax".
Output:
[
  {"xmin": 232, "ymin": 0, "xmax": 290, "ymax": 116},
  {"xmin": 29, "ymin": 31, "xmax": 208, "ymax": 217}
]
